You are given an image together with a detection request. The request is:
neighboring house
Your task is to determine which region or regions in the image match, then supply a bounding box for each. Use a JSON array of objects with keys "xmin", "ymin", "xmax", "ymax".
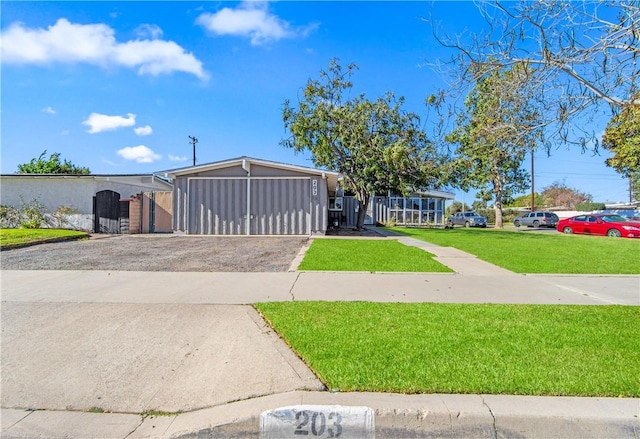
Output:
[
  {"xmin": 0, "ymin": 174, "xmax": 173, "ymax": 232},
  {"xmin": 166, "ymin": 157, "xmax": 340, "ymax": 235}
]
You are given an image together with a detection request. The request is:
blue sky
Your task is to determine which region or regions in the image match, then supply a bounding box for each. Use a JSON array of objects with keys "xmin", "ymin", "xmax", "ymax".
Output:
[{"xmin": 0, "ymin": 1, "xmax": 631, "ymax": 203}]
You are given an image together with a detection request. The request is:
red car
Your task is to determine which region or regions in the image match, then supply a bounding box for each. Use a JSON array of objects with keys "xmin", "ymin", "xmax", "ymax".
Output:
[{"xmin": 557, "ymin": 214, "xmax": 640, "ymax": 238}]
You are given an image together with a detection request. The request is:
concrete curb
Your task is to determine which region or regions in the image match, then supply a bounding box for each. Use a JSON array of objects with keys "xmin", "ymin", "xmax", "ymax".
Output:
[{"xmin": 3, "ymin": 393, "xmax": 638, "ymax": 438}]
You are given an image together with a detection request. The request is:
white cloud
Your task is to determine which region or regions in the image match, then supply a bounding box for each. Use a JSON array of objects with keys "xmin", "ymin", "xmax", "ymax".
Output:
[
  {"xmin": 134, "ymin": 125, "xmax": 153, "ymax": 136},
  {"xmin": 83, "ymin": 112, "xmax": 136, "ymax": 133},
  {"xmin": 168, "ymin": 154, "xmax": 188, "ymax": 162},
  {"xmin": 117, "ymin": 145, "xmax": 162, "ymax": 163},
  {"xmin": 42, "ymin": 106, "xmax": 56, "ymax": 114},
  {"xmin": 135, "ymin": 24, "xmax": 163, "ymax": 40},
  {"xmin": 0, "ymin": 18, "xmax": 208, "ymax": 79},
  {"xmin": 196, "ymin": 1, "xmax": 316, "ymax": 46}
]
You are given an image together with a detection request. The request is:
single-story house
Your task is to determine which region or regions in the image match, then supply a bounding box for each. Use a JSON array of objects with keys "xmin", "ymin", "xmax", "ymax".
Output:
[
  {"xmin": 166, "ymin": 157, "xmax": 340, "ymax": 235},
  {"xmin": 165, "ymin": 156, "xmax": 455, "ymax": 235},
  {"xmin": 0, "ymin": 174, "xmax": 173, "ymax": 231}
]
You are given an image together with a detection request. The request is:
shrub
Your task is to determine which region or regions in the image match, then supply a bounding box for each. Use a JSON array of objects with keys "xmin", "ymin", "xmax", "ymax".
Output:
[
  {"xmin": 19, "ymin": 198, "xmax": 47, "ymax": 228},
  {"xmin": 0, "ymin": 198, "xmax": 49, "ymax": 229},
  {"xmin": 51, "ymin": 205, "xmax": 80, "ymax": 229},
  {"xmin": 576, "ymin": 201, "xmax": 607, "ymax": 212}
]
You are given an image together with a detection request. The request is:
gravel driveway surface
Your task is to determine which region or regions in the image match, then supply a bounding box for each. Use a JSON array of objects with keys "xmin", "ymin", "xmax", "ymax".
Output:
[{"xmin": 0, "ymin": 234, "xmax": 309, "ymax": 272}]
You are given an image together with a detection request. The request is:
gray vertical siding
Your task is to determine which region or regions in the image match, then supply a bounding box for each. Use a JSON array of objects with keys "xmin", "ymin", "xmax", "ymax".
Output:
[
  {"xmin": 250, "ymin": 178, "xmax": 311, "ymax": 235},
  {"xmin": 342, "ymin": 196, "xmax": 385, "ymax": 226},
  {"xmin": 174, "ymin": 175, "xmax": 329, "ymax": 235},
  {"xmin": 188, "ymin": 178, "xmax": 247, "ymax": 235}
]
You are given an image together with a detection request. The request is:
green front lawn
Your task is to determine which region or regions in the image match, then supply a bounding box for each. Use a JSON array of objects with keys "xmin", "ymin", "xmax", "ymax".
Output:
[
  {"xmin": 0, "ymin": 228, "xmax": 88, "ymax": 249},
  {"xmin": 298, "ymin": 238, "xmax": 452, "ymax": 272},
  {"xmin": 256, "ymin": 302, "xmax": 640, "ymax": 397},
  {"xmin": 392, "ymin": 227, "xmax": 640, "ymax": 274}
]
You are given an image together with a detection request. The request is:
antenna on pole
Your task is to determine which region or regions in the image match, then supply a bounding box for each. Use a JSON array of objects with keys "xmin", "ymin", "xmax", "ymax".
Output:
[{"xmin": 188, "ymin": 136, "xmax": 198, "ymax": 166}]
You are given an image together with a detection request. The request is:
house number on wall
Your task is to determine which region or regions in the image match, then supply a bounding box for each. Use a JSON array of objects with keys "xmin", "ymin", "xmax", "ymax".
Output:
[{"xmin": 312, "ymin": 180, "xmax": 318, "ymax": 196}]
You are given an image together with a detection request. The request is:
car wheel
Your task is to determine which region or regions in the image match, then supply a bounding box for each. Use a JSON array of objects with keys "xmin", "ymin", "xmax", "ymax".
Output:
[
  {"xmin": 447, "ymin": 221, "xmax": 454, "ymax": 228},
  {"xmin": 533, "ymin": 220, "xmax": 540, "ymax": 228},
  {"xmin": 607, "ymin": 229, "xmax": 622, "ymax": 238},
  {"xmin": 464, "ymin": 221, "xmax": 470, "ymax": 228},
  {"xmin": 562, "ymin": 227, "xmax": 573, "ymax": 234},
  {"xmin": 514, "ymin": 220, "xmax": 520, "ymax": 227}
]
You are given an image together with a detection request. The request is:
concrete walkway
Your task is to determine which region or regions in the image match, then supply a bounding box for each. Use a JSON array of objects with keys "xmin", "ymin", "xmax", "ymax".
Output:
[
  {"xmin": 1, "ymin": 235, "xmax": 639, "ymax": 438},
  {"xmin": 2, "ymin": 269, "xmax": 638, "ymax": 305}
]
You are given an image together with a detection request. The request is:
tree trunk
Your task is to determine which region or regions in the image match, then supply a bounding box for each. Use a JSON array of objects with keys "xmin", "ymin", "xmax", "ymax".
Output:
[
  {"xmin": 493, "ymin": 174, "xmax": 504, "ymax": 228},
  {"xmin": 494, "ymin": 202, "xmax": 504, "ymax": 228},
  {"xmin": 356, "ymin": 194, "xmax": 370, "ymax": 230}
]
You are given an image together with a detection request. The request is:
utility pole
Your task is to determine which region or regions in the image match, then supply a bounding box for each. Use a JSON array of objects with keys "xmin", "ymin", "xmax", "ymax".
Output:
[{"xmin": 188, "ymin": 136, "xmax": 198, "ymax": 166}]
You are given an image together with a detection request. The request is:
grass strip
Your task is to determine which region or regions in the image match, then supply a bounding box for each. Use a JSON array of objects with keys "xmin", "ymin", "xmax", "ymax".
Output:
[
  {"xmin": 0, "ymin": 228, "xmax": 88, "ymax": 250},
  {"xmin": 298, "ymin": 238, "xmax": 452, "ymax": 272},
  {"xmin": 256, "ymin": 302, "xmax": 640, "ymax": 397},
  {"xmin": 391, "ymin": 227, "xmax": 640, "ymax": 274}
]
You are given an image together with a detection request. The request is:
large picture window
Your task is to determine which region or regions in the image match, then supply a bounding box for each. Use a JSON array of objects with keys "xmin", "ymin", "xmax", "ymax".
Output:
[{"xmin": 388, "ymin": 195, "xmax": 446, "ymax": 226}]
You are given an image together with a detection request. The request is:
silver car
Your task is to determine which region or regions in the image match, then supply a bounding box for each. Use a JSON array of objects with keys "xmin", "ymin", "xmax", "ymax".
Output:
[
  {"xmin": 447, "ymin": 211, "xmax": 488, "ymax": 228},
  {"xmin": 513, "ymin": 211, "xmax": 559, "ymax": 228}
]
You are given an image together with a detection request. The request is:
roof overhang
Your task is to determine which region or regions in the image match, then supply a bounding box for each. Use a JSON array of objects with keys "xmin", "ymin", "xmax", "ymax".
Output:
[
  {"xmin": 165, "ymin": 156, "xmax": 340, "ymax": 191},
  {"xmin": 413, "ymin": 189, "xmax": 456, "ymax": 200},
  {"xmin": 0, "ymin": 174, "xmax": 173, "ymax": 189}
]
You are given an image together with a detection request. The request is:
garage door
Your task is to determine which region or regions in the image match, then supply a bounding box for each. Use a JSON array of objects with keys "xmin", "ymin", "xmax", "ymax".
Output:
[
  {"xmin": 250, "ymin": 178, "xmax": 311, "ymax": 235},
  {"xmin": 187, "ymin": 178, "xmax": 311, "ymax": 235},
  {"xmin": 188, "ymin": 179, "xmax": 248, "ymax": 235}
]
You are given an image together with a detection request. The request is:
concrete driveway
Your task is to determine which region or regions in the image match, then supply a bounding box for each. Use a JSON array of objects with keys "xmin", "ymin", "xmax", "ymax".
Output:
[{"xmin": 1, "ymin": 301, "xmax": 323, "ymax": 414}]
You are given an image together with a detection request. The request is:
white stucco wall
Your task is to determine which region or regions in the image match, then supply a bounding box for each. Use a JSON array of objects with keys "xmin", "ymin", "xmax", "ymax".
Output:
[{"xmin": 0, "ymin": 175, "xmax": 172, "ymax": 231}]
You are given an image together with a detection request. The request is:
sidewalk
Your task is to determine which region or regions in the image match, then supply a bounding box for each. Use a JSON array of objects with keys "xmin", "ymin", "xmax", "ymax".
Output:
[
  {"xmin": 2, "ymin": 269, "xmax": 637, "ymax": 305},
  {"xmin": 1, "ymin": 235, "xmax": 639, "ymax": 438}
]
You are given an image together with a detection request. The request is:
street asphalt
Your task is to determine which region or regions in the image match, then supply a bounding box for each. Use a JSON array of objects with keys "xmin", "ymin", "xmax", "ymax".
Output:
[{"xmin": 1, "ymin": 232, "xmax": 638, "ymax": 438}]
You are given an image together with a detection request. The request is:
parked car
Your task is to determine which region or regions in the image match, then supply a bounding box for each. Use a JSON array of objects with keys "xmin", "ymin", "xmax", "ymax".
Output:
[
  {"xmin": 513, "ymin": 211, "xmax": 559, "ymax": 228},
  {"xmin": 447, "ymin": 211, "xmax": 487, "ymax": 228},
  {"xmin": 556, "ymin": 214, "xmax": 640, "ymax": 238}
]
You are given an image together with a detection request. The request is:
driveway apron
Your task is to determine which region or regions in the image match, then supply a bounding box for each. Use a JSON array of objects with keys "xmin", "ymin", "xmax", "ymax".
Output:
[{"xmin": 0, "ymin": 302, "xmax": 323, "ymax": 414}]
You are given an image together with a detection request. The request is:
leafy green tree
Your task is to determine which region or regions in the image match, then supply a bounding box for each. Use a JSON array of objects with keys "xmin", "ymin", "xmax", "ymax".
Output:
[
  {"xmin": 507, "ymin": 193, "xmax": 543, "ymax": 208},
  {"xmin": 631, "ymin": 173, "xmax": 640, "ymax": 203},
  {"xmin": 17, "ymin": 150, "xmax": 90, "ymax": 174},
  {"xmin": 602, "ymin": 94, "xmax": 640, "ymax": 187},
  {"xmin": 282, "ymin": 60, "xmax": 446, "ymax": 229},
  {"xmin": 445, "ymin": 201, "xmax": 471, "ymax": 216},
  {"xmin": 445, "ymin": 65, "xmax": 541, "ymax": 228},
  {"xmin": 541, "ymin": 181, "xmax": 591, "ymax": 209},
  {"xmin": 472, "ymin": 200, "xmax": 487, "ymax": 211}
]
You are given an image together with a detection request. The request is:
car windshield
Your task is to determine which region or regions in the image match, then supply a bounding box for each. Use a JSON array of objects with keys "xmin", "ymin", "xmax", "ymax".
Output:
[{"xmin": 601, "ymin": 215, "xmax": 628, "ymax": 223}]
